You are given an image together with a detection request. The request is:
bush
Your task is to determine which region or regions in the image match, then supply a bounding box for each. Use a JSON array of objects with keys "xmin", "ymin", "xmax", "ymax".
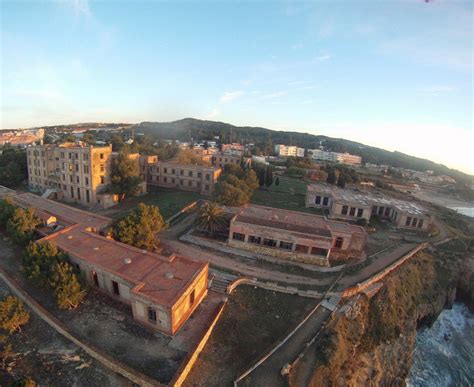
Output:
[
  {"xmin": 0, "ymin": 296, "xmax": 30, "ymax": 334},
  {"xmin": 356, "ymin": 218, "xmax": 367, "ymax": 226}
]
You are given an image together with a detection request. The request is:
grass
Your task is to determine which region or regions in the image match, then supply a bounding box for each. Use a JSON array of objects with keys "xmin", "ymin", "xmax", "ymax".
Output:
[
  {"xmin": 184, "ymin": 285, "xmax": 318, "ymax": 386},
  {"xmin": 251, "ymin": 176, "xmax": 324, "ymax": 215},
  {"xmin": 101, "ymin": 186, "xmax": 205, "ymax": 220}
]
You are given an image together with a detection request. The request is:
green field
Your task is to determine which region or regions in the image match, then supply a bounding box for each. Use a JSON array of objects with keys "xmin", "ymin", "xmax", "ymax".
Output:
[
  {"xmin": 251, "ymin": 176, "xmax": 324, "ymax": 215},
  {"xmin": 101, "ymin": 186, "xmax": 205, "ymax": 220}
]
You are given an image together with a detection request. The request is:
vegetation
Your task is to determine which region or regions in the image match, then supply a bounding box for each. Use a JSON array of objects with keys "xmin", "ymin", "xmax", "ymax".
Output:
[
  {"xmin": 214, "ymin": 164, "xmax": 259, "ymax": 207},
  {"xmin": 173, "ymin": 148, "xmax": 211, "ymax": 166},
  {"xmin": 0, "ymin": 147, "xmax": 28, "ymax": 188},
  {"xmin": 49, "ymin": 262, "xmax": 86, "ymax": 310},
  {"xmin": 0, "ymin": 198, "xmax": 17, "ymax": 229},
  {"xmin": 110, "ymin": 148, "xmax": 141, "ymax": 200},
  {"xmin": 194, "ymin": 202, "xmax": 227, "ymax": 236},
  {"xmin": 0, "ymin": 296, "xmax": 30, "ymax": 334},
  {"xmin": 113, "ymin": 203, "xmax": 165, "ymax": 250},
  {"xmin": 11, "ymin": 377, "xmax": 37, "ymax": 387},
  {"xmin": 6, "ymin": 207, "xmax": 41, "ymax": 244}
]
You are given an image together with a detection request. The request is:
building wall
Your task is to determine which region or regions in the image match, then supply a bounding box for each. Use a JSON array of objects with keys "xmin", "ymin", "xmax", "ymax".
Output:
[
  {"xmin": 213, "ymin": 153, "xmax": 242, "ymax": 168},
  {"xmin": 131, "ymin": 294, "xmax": 172, "ymax": 334}
]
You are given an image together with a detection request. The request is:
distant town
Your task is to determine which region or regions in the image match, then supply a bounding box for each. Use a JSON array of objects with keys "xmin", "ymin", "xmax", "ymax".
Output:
[{"xmin": 0, "ymin": 121, "xmax": 473, "ymax": 386}]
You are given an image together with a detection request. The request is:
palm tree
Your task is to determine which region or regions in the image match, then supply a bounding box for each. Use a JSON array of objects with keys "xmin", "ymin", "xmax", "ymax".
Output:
[{"xmin": 194, "ymin": 202, "xmax": 226, "ymax": 237}]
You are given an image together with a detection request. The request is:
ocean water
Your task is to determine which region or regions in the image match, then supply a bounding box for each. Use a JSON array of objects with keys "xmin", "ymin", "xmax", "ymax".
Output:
[
  {"xmin": 448, "ymin": 207, "xmax": 474, "ymax": 218},
  {"xmin": 408, "ymin": 303, "xmax": 474, "ymax": 387}
]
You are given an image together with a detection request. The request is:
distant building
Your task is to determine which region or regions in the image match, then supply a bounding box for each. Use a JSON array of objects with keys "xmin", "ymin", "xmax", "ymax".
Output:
[
  {"xmin": 228, "ymin": 204, "xmax": 367, "ymax": 266},
  {"xmin": 252, "ymin": 155, "xmax": 268, "ymax": 165},
  {"xmin": 139, "ymin": 157, "xmax": 222, "ymax": 196},
  {"xmin": 0, "ymin": 128, "xmax": 45, "ymax": 146},
  {"xmin": 274, "ymin": 144, "xmax": 305, "ymax": 158},
  {"xmin": 13, "ymin": 193, "xmax": 209, "ymax": 336},
  {"xmin": 306, "ymin": 183, "xmax": 432, "ymax": 231},
  {"xmin": 221, "ymin": 143, "xmax": 245, "ymax": 153},
  {"xmin": 310, "ymin": 150, "xmax": 361, "ymax": 165},
  {"xmin": 27, "ymin": 142, "xmax": 120, "ymax": 208}
]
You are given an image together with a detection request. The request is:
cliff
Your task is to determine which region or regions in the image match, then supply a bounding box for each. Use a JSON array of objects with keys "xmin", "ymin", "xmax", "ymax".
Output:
[{"xmin": 290, "ymin": 244, "xmax": 474, "ymax": 387}]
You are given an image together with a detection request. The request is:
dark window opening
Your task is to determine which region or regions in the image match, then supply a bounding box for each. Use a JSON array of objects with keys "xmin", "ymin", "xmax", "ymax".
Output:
[
  {"xmin": 248, "ymin": 235, "xmax": 261, "ymax": 244},
  {"xmin": 311, "ymin": 247, "xmax": 329, "ymax": 256},
  {"xmin": 112, "ymin": 280, "xmax": 120, "ymax": 296},
  {"xmin": 232, "ymin": 232, "xmax": 245, "ymax": 241},
  {"xmin": 263, "ymin": 238, "xmax": 277, "ymax": 247},
  {"xmin": 279, "ymin": 241, "xmax": 293, "ymax": 250},
  {"xmin": 322, "ymin": 197, "xmax": 329, "ymax": 206},
  {"xmin": 349, "ymin": 207, "xmax": 356, "ymax": 216},
  {"xmin": 315, "ymin": 196, "xmax": 321, "ymax": 205},
  {"xmin": 92, "ymin": 271, "xmax": 99, "ymax": 287},
  {"xmin": 342, "ymin": 205, "xmax": 348, "ymax": 215},
  {"xmin": 148, "ymin": 307, "xmax": 157, "ymax": 323},
  {"xmin": 334, "ymin": 237, "xmax": 343, "ymax": 249},
  {"xmin": 357, "ymin": 208, "xmax": 363, "ymax": 218}
]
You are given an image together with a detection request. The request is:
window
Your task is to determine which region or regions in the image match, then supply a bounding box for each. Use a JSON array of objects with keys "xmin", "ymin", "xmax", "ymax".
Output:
[
  {"xmin": 334, "ymin": 237, "xmax": 343, "ymax": 248},
  {"xmin": 205, "ymin": 184, "xmax": 210, "ymax": 191},
  {"xmin": 263, "ymin": 238, "xmax": 277, "ymax": 247},
  {"xmin": 70, "ymin": 175, "xmax": 73, "ymax": 183},
  {"xmin": 61, "ymin": 152, "xmax": 65, "ymax": 159},
  {"xmin": 412, "ymin": 217, "xmax": 418, "ymax": 227},
  {"xmin": 62, "ymin": 174, "xmax": 65, "ymax": 181},
  {"xmin": 85, "ymin": 177, "xmax": 89, "ymax": 186},
  {"xmin": 180, "ymin": 170, "xmax": 184, "ymax": 176},
  {"xmin": 86, "ymin": 190, "xmax": 90, "ymax": 203},
  {"xmin": 384, "ymin": 207, "xmax": 390, "ymax": 217},
  {"xmin": 91, "ymin": 271, "xmax": 99, "ymax": 287},
  {"xmin": 315, "ymin": 196, "xmax": 321, "ymax": 205},
  {"xmin": 418, "ymin": 219, "xmax": 424, "ymax": 228},
  {"xmin": 322, "ymin": 197, "xmax": 329, "ymax": 206},
  {"xmin": 279, "ymin": 241, "xmax": 293, "ymax": 250},
  {"xmin": 188, "ymin": 171, "xmax": 193, "ymax": 177},
  {"xmin": 76, "ymin": 176, "xmax": 80, "ymax": 184},
  {"xmin": 172, "ymin": 178, "xmax": 176, "ymax": 184},
  {"xmin": 357, "ymin": 208, "xmax": 364, "ymax": 218},
  {"xmin": 248, "ymin": 235, "xmax": 261, "ymax": 244},
  {"xmin": 77, "ymin": 188, "xmax": 81, "ymax": 200},
  {"xmin": 147, "ymin": 307, "xmax": 157, "ymax": 323},
  {"xmin": 232, "ymin": 232, "xmax": 245, "ymax": 241},
  {"xmin": 342, "ymin": 205, "xmax": 348, "ymax": 215},
  {"xmin": 349, "ymin": 207, "xmax": 356, "ymax": 216},
  {"xmin": 378, "ymin": 207, "xmax": 384, "ymax": 216},
  {"xmin": 405, "ymin": 216, "xmax": 412, "ymax": 226},
  {"xmin": 83, "ymin": 153, "xmax": 88, "ymax": 160},
  {"xmin": 189, "ymin": 289, "xmax": 195, "ymax": 306},
  {"xmin": 164, "ymin": 177, "xmax": 168, "ymax": 183},
  {"xmin": 295, "ymin": 244, "xmax": 309, "ymax": 253},
  {"xmin": 112, "ymin": 280, "xmax": 120, "ymax": 295},
  {"xmin": 188, "ymin": 180, "xmax": 192, "ymax": 186},
  {"xmin": 100, "ymin": 153, "xmax": 104, "ymax": 159},
  {"xmin": 198, "ymin": 172, "xmax": 202, "ymax": 178},
  {"xmin": 84, "ymin": 165, "xmax": 89, "ymax": 173},
  {"xmin": 100, "ymin": 164, "xmax": 104, "ymax": 172},
  {"xmin": 164, "ymin": 168, "xmax": 168, "ymax": 174},
  {"xmin": 172, "ymin": 169, "xmax": 175, "ymax": 174},
  {"xmin": 70, "ymin": 186, "xmax": 74, "ymax": 198},
  {"xmin": 371, "ymin": 206, "xmax": 378, "ymax": 215},
  {"xmin": 180, "ymin": 180, "xmax": 184, "ymax": 185},
  {"xmin": 206, "ymin": 174, "xmax": 210, "ymax": 181},
  {"xmin": 100, "ymin": 176, "xmax": 105, "ymax": 184},
  {"xmin": 311, "ymin": 247, "xmax": 328, "ymax": 256}
]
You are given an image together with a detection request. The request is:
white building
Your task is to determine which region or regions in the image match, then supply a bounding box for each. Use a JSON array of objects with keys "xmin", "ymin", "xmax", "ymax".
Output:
[{"xmin": 274, "ymin": 144, "xmax": 305, "ymax": 158}]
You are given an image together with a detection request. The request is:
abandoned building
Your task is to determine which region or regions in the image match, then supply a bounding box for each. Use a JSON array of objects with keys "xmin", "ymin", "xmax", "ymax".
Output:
[
  {"xmin": 305, "ymin": 183, "xmax": 432, "ymax": 231},
  {"xmin": 13, "ymin": 193, "xmax": 209, "ymax": 336},
  {"xmin": 228, "ymin": 204, "xmax": 367, "ymax": 266}
]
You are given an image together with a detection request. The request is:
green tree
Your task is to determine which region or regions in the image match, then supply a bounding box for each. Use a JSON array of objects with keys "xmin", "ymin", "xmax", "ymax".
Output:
[
  {"xmin": 326, "ymin": 168, "xmax": 337, "ymax": 185},
  {"xmin": 265, "ymin": 166, "xmax": 274, "ymax": 187},
  {"xmin": 110, "ymin": 148, "xmax": 141, "ymax": 200},
  {"xmin": 243, "ymin": 169, "xmax": 259, "ymax": 191},
  {"xmin": 214, "ymin": 181, "xmax": 249, "ymax": 206},
  {"xmin": 21, "ymin": 241, "xmax": 64, "ymax": 288},
  {"xmin": 337, "ymin": 173, "xmax": 348, "ymax": 188},
  {"xmin": 49, "ymin": 262, "xmax": 86, "ymax": 310},
  {"xmin": 11, "ymin": 377, "xmax": 36, "ymax": 387},
  {"xmin": 223, "ymin": 164, "xmax": 244, "ymax": 178},
  {"xmin": 0, "ymin": 147, "xmax": 28, "ymax": 188},
  {"xmin": 6, "ymin": 207, "xmax": 41, "ymax": 244},
  {"xmin": 0, "ymin": 198, "xmax": 17, "ymax": 229},
  {"xmin": 194, "ymin": 202, "xmax": 226, "ymax": 236},
  {"xmin": 114, "ymin": 203, "xmax": 165, "ymax": 251},
  {"xmin": 0, "ymin": 296, "xmax": 30, "ymax": 334}
]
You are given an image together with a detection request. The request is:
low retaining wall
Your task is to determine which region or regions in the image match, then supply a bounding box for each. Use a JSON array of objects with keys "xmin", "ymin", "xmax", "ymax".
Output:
[
  {"xmin": 227, "ymin": 277, "xmax": 323, "ymax": 298},
  {"xmin": 166, "ymin": 200, "xmax": 199, "ymax": 225},
  {"xmin": 170, "ymin": 300, "xmax": 228, "ymax": 387},
  {"xmin": 341, "ymin": 242, "xmax": 428, "ymax": 298},
  {"xmin": 0, "ymin": 267, "xmax": 161, "ymax": 387}
]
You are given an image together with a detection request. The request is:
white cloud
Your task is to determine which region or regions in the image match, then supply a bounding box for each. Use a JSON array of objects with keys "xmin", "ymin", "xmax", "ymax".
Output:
[
  {"xmin": 206, "ymin": 108, "xmax": 220, "ymax": 119},
  {"xmin": 219, "ymin": 90, "xmax": 245, "ymax": 103},
  {"xmin": 56, "ymin": 0, "xmax": 91, "ymax": 17},
  {"xmin": 418, "ymin": 86, "xmax": 457, "ymax": 97},
  {"xmin": 261, "ymin": 91, "xmax": 287, "ymax": 100},
  {"xmin": 315, "ymin": 54, "xmax": 331, "ymax": 62}
]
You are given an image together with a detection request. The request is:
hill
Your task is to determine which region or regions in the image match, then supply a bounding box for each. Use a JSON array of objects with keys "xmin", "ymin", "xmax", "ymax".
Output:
[{"xmin": 132, "ymin": 118, "xmax": 473, "ymax": 183}]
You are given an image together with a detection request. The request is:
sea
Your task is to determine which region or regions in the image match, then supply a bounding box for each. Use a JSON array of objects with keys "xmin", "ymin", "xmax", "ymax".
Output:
[{"xmin": 407, "ymin": 303, "xmax": 474, "ymax": 387}]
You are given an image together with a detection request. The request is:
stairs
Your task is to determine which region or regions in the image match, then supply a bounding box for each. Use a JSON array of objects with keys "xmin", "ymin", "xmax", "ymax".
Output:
[
  {"xmin": 209, "ymin": 270, "xmax": 238, "ymax": 294},
  {"xmin": 321, "ymin": 294, "xmax": 341, "ymax": 312},
  {"xmin": 41, "ymin": 188, "xmax": 57, "ymax": 199}
]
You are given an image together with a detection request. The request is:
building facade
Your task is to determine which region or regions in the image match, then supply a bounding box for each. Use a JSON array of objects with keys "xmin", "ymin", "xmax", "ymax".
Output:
[
  {"xmin": 274, "ymin": 144, "xmax": 305, "ymax": 158},
  {"xmin": 310, "ymin": 150, "xmax": 362, "ymax": 165},
  {"xmin": 306, "ymin": 183, "xmax": 432, "ymax": 231},
  {"xmin": 27, "ymin": 142, "xmax": 117, "ymax": 208},
  {"xmin": 13, "ymin": 193, "xmax": 209, "ymax": 336},
  {"xmin": 228, "ymin": 204, "xmax": 367, "ymax": 266},
  {"xmin": 139, "ymin": 157, "xmax": 222, "ymax": 196}
]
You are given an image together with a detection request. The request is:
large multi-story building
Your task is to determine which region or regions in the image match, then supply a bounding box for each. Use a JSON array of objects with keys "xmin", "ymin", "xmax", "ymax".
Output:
[
  {"xmin": 0, "ymin": 128, "xmax": 45, "ymax": 146},
  {"xmin": 306, "ymin": 183, "xmax": 432, "ymax": 231},
  {"xmin": 274, "ymin": 144, "xmax": 305, "ymax": 158},
  {"xmin": 310, "ymin": 150, "xmax": 362, "ymax": 165},
  {"xmin": 139, "ymin": 157, "xmax": 222, "ymax": 196},
  {"xmin": 13, "ymin": 193, "xmax": 209, "ymax": 336},
  {"xmin": 228, "ymin": 204, "xmax": 367, "ymax": 266},
  {"xmin": 27, "ymin": 142, "xmax": 118, "ymax": 208}
]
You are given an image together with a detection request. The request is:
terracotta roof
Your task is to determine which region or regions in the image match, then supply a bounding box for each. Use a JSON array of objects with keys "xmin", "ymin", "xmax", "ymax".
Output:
[{"xmin": 13, "ymin": 193, "xmax": 207, "ymax": 308}]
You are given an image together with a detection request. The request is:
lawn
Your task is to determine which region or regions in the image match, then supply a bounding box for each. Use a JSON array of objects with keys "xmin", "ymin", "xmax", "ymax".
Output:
[
  {"xmin": 184, "ymin": 285, "xmax": 318, "ymax": 387},
  {"xmin": 251, "ymin": 176, "xmax": 324, "ymax": 215},
  {"xmin": 99, "ymin": 186, "xmax": 205, "ymax": 220}
]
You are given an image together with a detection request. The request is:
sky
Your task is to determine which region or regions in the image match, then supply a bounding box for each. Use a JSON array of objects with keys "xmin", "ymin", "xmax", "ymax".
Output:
[{"xmin": 1, "ymin": 1, "xmax": 473, "ymax": 174}]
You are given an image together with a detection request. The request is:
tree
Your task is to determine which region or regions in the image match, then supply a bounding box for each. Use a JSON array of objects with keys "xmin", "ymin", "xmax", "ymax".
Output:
[
  {"xmin": 49, "ymin": 262, "xmax": 86, "ymax": 310},
  {"xmin": 0, "ymin": 198, "xmax": 17, "ymax": 229},
  {"xmin": 0, "ymin": 147, "xmax": 28, "ymax": 188},
  {"xmin": 337, "ymin": 173, "xmax": 348, "ymax": 188},
  {"xmin": 275, "ymin": 177, "xmax": 280, "ymax": 186},
  {"xmin": 223, "ymin": 164, "xmax": 244, "ymax": 179},
  {"xmin": 194, "ymin": 202, "xmax": 226, "ymax": 236},
  {"xmin": 326, "ymin": 169, "xmax": 337, "ymax": 185},
  {"xmin": 21, "ymin": 241, "xmax": 64, "ymax": 288},
  {"xmin": 0, "ymin": 296, "xmax": 30, "ymax": 334},
  {"xmin": 11, "ymin": 377, "xmax": 36, "ymax": 387},
  {"xmin": 6, "ymin": 207, "xmax": 41, "ymax": 244},
  {"xmin": 110, "ymin": 148, "xmax": 142, "ymax": 200},
  {"xmin": 114, "ymin": 203, "xmax": 165, "ymax": 251},
  {"xmin": 243, "ymin": 169, "xmax": 259, "ymax": 191},
  {"xmin": 265, "ymin": 166, "xmax": 274, "ymax": 188},
  {"xmin": 214, "ymin": 182, "xmax": 249, "ymax": 206}
]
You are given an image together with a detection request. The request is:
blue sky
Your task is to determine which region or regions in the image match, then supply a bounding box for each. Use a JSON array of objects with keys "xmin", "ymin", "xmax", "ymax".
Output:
[{"xmin": 1, "ymin": 0, "xmax": 473, "ymax": 174}]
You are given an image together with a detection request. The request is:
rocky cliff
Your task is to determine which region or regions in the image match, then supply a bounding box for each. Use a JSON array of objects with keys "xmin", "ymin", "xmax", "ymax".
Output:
[{"xmin": 291, "ymin": 244, "xmax": 474, "ymax": 387}]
